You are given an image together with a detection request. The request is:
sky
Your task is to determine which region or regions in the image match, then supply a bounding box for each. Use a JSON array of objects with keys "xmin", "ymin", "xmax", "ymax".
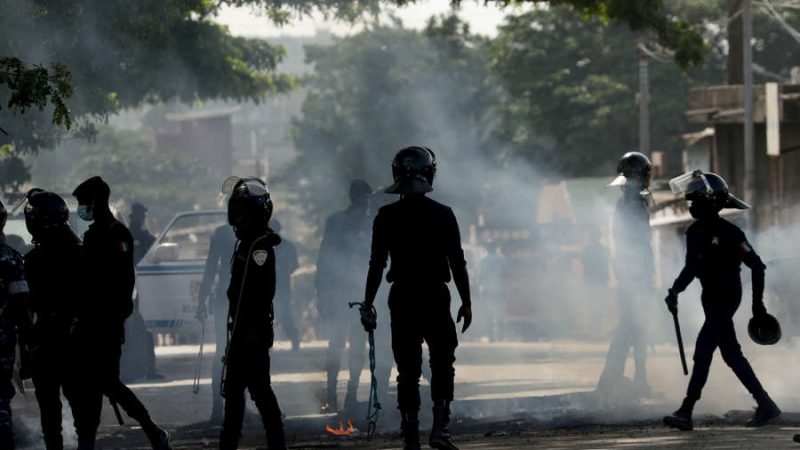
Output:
[{"xmin": 214, "ymin": 0, "xmax": 521, "ymax": 38}]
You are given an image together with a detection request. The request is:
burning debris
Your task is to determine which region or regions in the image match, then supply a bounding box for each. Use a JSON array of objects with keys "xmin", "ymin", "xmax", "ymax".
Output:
[{"xmin": 325, "ymin": 420, "xmax": 355, "ymax": 436}]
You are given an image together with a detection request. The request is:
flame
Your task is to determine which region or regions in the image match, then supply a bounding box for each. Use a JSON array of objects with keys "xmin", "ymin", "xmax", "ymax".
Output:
[{"xmin": 325, "ymin": 419, "xmax": 355, "ymax": 436}]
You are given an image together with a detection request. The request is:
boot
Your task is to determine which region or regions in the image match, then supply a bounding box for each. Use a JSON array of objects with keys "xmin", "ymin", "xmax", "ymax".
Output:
[
  {"xmin": 746, "ymin": 392, "xmax": 781, "ymax": 427},
  {"xmin": 145, "ymin": 426, "xmax": 173, "ymax": 450},
  {"xmin": 663, "ymin": 397, "xmax": 695, "ymax": 431},
  {"xmin": 793, "ymin": 433, "xmax": 800, "ymax": 443},
  {"xmin": 429, "ymin": 401, "xmax": 459, "ymax": 450},
  {"xmin": 77, "ymin": 435, "xmax": 96, "ymax": 450},
  {"xmin": 400, "ymin": 411, "xmax": 420, "ymax": 450}
]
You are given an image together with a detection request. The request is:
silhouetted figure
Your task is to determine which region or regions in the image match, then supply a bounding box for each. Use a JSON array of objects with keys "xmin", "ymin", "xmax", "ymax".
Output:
[
  {"xmin": 125, "ymin": 201, "xmax": 162, "ymax": 381},
  {"xmin": 363, "ymin": 147, "xmax": 472, "ymax": 450},
  {"xmin": 663, "ymin": 171, "xmax": 780, "ymax": 431},
  {"xmin": 198, "ymin": 224, "xmax": 236, "ymax": 422},
  {"xmin": 0, "ymin": 199, "xmax": 30, "ymax": 448},
  {"xmin": 597, "ymin": 152, "xmax": 654, "ymax": 397},
  {"xmin": 219, "ymin": 177, "xmax": 286, "ymax": 450},
  {"xmin": 23, "ymin": 190, "xmax": 99, "ymax": 449},
  {"xmin": 272, "ymin": 219, "xmax": 300, "ymax": 351},
  {"xmin": 129, "ymin": 201, "xmax": 156, "ymax": 266},
  {"xmin": 316, "ymin": 179, "xmax": 373, "ymax": 413},
  {"xmin": 73, "ymin": 176, "xmax": 172, "ymax": 450}
]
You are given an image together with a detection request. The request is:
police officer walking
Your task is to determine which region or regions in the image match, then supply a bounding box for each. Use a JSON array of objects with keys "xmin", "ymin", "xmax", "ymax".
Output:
[
  {"xmin": 316, "ymin": 179, "xmax": 373, "ymax": 413},
  {"xmin": 198, "ymin": 222, "xmax": 236, "ymax": 422},
  {"xmin": 362, "ymin": 147, "xmax": 472, "ymax": 450},
  {"xmin": 219, "ymin": 177, "xmax": 286, "ymax": 450},
  {"xmin": 23, "ymin": 190, "xmax": 100, "ymax": 449},
  {"xmin": 0, "ymin": 199, "xmax": 31, "ymax": 448},
  {"xmin": 663, "ymin": 171, "xmax": 780, "ymax": 430},
  {"xmin": 596, "ymin": 152, "xmax": 654, "ymax": 397},
  {"xmin": 72, "ymin": 176, "xmax": 172, "ymax": 450}
]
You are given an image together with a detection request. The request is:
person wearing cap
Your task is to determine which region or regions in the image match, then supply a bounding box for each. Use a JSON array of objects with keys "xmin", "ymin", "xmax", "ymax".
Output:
[
  {"xmin": 0, "ymin": 198, "xmax": 31, "ymax": 448},
  {"xmin": 315, "ymin": 179, "xmax": 374, "ymax": 413},
  {"xmin": 72, "ymin": 176, "xmax": 172, "ymax": 450},
  {"xmin": 128, "ymin": 202, "xmax": 156, "ymax": 266},
  {"xmin": 663, "ymin": 170, "xmax": 780, "ymax": 431},
  {"xmin": 597, "ymin": 151, "xmax": 655, "ymax": 398},
  {"xmin": 361, "ymin": 147, "xmax": 472, "ymax": 450}
]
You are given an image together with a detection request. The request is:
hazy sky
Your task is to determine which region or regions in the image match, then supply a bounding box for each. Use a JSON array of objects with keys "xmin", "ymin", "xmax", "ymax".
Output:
[{"xmin": 214, "ymin": 0, "xmax": 520, "ymax": 38}]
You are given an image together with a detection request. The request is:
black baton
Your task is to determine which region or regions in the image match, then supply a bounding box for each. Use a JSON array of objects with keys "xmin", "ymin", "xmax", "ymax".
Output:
[
  {"xmin": 672, "ymin": 311, "xmax": 689, "ymax": 376},
  {"xmin": 111, "ymin": 400, "xmax": 124, "ymax": 425}
]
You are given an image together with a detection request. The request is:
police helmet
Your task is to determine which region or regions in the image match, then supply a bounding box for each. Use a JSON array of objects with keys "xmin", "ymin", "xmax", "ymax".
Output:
[
  {"xmin": 609, "ymin": 152, "xmax": 652, "ymax": 188},
  {"xmin": 385, "ymin": 146, "xmax": 437, "ymax": 194},
  {"xmin": 24, "ymin": 190, "xmax": 69, "ymax": 238},
  {"xmin": 223, "ymin": 177, "xmax": 273, "ymax": 229},
  {"xmin": 669, "ymin": 170, "xmax": 749, "ymax": 211},
  {"xmin": 748, "ymin": 313, "xmax": 781, "ymax": 345}
]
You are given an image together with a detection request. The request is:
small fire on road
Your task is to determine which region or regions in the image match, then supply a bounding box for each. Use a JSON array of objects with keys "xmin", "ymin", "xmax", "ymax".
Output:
[{"xmin": 326, "ymin": 420, "xmax": 355, "ymax": 436}]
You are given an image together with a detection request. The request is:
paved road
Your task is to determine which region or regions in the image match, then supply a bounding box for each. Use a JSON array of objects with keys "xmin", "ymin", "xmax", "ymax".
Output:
[{"xmin": 10, "ymin": 338, "xmax": 800, "ymax": 449}]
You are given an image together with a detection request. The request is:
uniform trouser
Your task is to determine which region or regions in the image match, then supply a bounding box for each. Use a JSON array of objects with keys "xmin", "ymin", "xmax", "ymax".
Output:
[
  {"xmin": 220, "ymin": 342, "xmax": 284, "ymax": 449},
  {"xmin": 0, "ymin": 335, "xmax": 15, "ymax": 445},
  {"xmin": 212, "ymin": 298, "xmax": 228, "ymax": 416},
  {"xmin": 686, "ymin": 312, "xmax": 766, "ymax": 401},
  {"xmin": 274, "ymin": 295, "xmax": 299, "ymax": 345},
  {"xmin": 94, "ymin": 338, "xmax": 158, "ymax": 434},
  {"xmin": 389, "ymin": 282, "xmax": 458, "ymax": 413},
  {"xmin": 323, "ymin": 307, "xmax": 366, "ymax": 404},
  {"xmin": 598, "ymin": 290, "xmax": 647, "ymax": 387}
]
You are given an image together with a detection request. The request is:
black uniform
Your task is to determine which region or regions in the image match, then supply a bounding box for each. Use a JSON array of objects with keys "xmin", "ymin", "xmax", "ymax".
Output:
[
  {"xmin": 274, "ymin": 237, "xmax": 300, "ymax": 349},
  {"xmin": 199, "ymin": 225, "xmax": 236, "ymax": 420},
  {"xmin": 597, "ymin": 190, "xmax": 653, "ymax": 391},
  {"xmin": 0, "ymin": 236, "xmax": 29, "ymax": 447},
  {"xmin": 316, "ymin": 206, "xmax": 371, "ymax": 409},
  {"xmin": 220, "ymin": 230, "xmax": 285, "ymax": 449},
  {"xmin": 25, "ymin": 228, "xmax": 101, "ymax": 449},
  {"xmin": 670, "ymin": 217, "xmax": 767, "ymax": 402},
  {"xmin": 366, "ymin": 195, "xmax": 466, "ymax": 413},
  {"xmin": 82, "ymin": 218, "xmax": 162, "ymax": 437}
]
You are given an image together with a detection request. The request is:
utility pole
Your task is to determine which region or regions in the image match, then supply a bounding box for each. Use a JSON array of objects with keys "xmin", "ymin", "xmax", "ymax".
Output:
[
  {"xmin": 638, "ymin": 43, "xmax": 651, "ymax": 157},
  {"xmin": 743, "ymin": 0, "xmax": 755, "ymax": 226}
]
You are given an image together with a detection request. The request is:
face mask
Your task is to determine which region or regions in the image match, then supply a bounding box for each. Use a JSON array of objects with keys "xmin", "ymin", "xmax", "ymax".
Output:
[{"xmin": 77, "ymin": 205, "xmax": 93, "ymax": 222}]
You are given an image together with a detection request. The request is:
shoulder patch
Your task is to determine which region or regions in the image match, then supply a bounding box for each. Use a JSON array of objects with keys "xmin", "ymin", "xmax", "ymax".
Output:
[
  {"xmin": 741, "ymin": 242, "xmax": 753, "ymax": 253},
  {"xmin": 252, "ymin": 249, "xmax": 268, "ymax": 266},
  {"xmin": 119, "ymin": 241, "xmax": 130, "ymax": 253}
]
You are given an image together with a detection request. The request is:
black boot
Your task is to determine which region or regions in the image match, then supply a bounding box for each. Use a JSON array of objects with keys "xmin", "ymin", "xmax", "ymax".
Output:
[
  {"xmin": 663, "ymin": 397, "xmax": 695, "ymax": 431},
  {"xmin": 746, "ymin": 392, "xmax": 781, "ymax": 427},
  {"xmin": 429, "ymin": 401, "xmax": 459, "ymax": 450},
  {"xmin": 400, "ymin": 411, "xmax": 420, "ymax": 450}
]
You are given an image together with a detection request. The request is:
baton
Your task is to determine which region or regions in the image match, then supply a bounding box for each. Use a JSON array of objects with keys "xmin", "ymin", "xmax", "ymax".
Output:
[
  {"xmin": 671, "ymin": 311, "xmax": 689, "ymax": 376},
  {"xmin": 111, "ymin": 400, "xmax": 124, "ymax": 425},
  {"xmin": 192, "ymin": 318, "xmax": 206, "ymax": 394}
]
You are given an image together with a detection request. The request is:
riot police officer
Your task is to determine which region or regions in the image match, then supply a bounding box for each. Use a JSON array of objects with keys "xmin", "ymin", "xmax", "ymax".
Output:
[
  {"xmin": 72, "ymin": 176, "xmax": 172, "ymax": 450},
  {"xmin": 362, "ymin": 147, "xmax": 472, "ymax": 450},
  {"xmin": 0, "ymin": 198, "xmax": 30, "ymax": 448},
  {"xmin": 663, "ymin": 171, "xmax": 780, "ymax": 430},
  {"xmin": 597, "ymin": 152, "xmax": 654, "ymax": 397},
  {"xmin": 198, "ymin": 222, "xmax": 236, "ymax": 422},
  {"xmin": 219, "ymin": 177, "xmax": 286, "ymax": 450},
  {"xmin": 23, "ymin": 190, "xmax": 100, "ymax": 449},
  {"xmin": 316, "ymin": 179, "xmax": 373, "ymax": 413}
]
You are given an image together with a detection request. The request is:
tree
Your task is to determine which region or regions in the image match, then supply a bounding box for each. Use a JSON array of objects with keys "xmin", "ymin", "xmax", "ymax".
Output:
[{"xmin": 288, "ymin": 16, "xmax": 497, "ymax": 227}]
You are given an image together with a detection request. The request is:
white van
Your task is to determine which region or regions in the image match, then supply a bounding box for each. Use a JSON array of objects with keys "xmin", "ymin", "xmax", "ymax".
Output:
[{"xmin": 136, "ymin": 210, "xmax": 227, "ymax": 341}]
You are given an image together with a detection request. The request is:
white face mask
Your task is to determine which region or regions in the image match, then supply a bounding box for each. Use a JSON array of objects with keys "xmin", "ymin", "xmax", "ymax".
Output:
[{"xmin": 77, "ymin": 205, "xmax": 93, "ymax": 222}]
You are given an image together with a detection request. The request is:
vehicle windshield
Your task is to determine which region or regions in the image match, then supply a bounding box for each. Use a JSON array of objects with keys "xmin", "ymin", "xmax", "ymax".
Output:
[{"xmin": 155, "ymin": 212, "xmax": 227, "ymax": 262}]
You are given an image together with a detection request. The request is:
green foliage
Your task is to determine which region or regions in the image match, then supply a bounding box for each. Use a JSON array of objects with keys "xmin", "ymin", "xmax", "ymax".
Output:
[{"xmin": 0, "ymin": 58, "xmax": 73, "ymax": 129}]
